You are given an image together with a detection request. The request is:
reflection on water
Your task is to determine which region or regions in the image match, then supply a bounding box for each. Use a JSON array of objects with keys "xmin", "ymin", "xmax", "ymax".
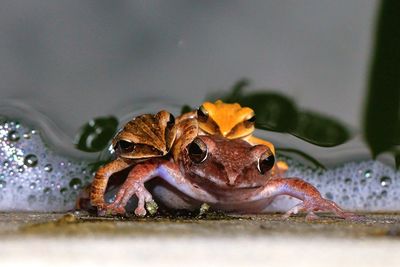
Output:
[{"xmin": 0, "ymin": 101, "xmax": 399, "ymax": 212}]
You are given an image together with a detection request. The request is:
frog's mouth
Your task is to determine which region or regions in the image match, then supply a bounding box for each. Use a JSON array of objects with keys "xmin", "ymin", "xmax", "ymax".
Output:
[
  {"xmin": 193, "ymin": 177, "xmax": 264, "ymax": 193},
  {"xmin": 217, "ymin": 185, "xmax": 263, "ymax": 192}
]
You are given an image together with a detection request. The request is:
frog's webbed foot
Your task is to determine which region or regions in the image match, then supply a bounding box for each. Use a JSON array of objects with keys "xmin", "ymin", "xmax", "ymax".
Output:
[
  {"xmin": 300, "ymin": 198, "xmax": 362, "ymax": 221},
  {"xmin": 105, "ymin": 181, "xmax": 154, "ymax": 216},
  {"xmin": 255, "ymin": 177, "xmax": 361, "ymax": 221},
  {"xmin": 98, "ymin": 204, "xmax": 127, "ymax": 217},
  {"xmin": 282, "ymin": 198, "xmax": 359, "ymax": 221},
  {"xmin": 104, "ymin": 158, "xmax": 217, "ymax": 217}
]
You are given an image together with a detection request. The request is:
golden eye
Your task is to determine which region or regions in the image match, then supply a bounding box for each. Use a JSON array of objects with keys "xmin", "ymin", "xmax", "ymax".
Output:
[
  {"xmin": 257, "ymin": 153, "xmax": 275, "ymax": 174},
  {"xmin": 197, "ymin": 106, "xmax": 209, "ymax": 123},
  {"xmin": 187, "ymin": 138, "xmax": 208, "ymax": 163},
  {"xmin": 115, "ymin": 140, "xmax": 135, "ymax": 153}
]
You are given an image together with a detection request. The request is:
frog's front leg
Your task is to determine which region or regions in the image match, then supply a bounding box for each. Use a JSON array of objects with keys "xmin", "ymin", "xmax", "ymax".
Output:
[
  {"xmin": 90, "ymin": 158, "xmax": 131, "ymax": 212},
  {"xmin": 104, "ymin": 159, "xmax": 216, "ymax": 216},
  {"xmin": 253, "ymin": 178, "xmax": 359, "ymax": 220}
]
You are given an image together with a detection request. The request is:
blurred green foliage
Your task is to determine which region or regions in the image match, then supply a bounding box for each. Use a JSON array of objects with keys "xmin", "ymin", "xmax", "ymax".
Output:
[
  {"xmin": 180, "ymin": 105, "xmax": 193, "ymax": 115},
  {"xmin": 364, "ymin": 0, "xmax": 400, "ymax": 162},
  {"xmin": 276, "ymin": 148, "xmax": 326, "ymax": 170},
  {"xmin": 212, "ymin": 79, "xmax": 351, "ymax": 147},
  {"xmin": 74, "ymin": 116, "xmax": 118, "ymax": 152}
]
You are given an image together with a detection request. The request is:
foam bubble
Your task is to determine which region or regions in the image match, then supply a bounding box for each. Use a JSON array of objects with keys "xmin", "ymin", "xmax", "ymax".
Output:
[
  {"xmin": 0, "ymin": 119, "xmax": 91, "ymax": 212},
  {"xmin": 267, "ymin": 156, "xmax": 400, "ymax": 212}
]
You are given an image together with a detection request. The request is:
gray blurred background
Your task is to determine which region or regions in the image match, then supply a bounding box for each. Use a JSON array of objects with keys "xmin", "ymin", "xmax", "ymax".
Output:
[{"xmin": 0, "ymin": 0, "xmax": 377, "ymax": 137}]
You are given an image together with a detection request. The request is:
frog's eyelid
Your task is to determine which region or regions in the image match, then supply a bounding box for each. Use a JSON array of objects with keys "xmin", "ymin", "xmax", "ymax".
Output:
[
  {"xmin": 166, "ymin": 113, "xmax": 175, "ymax": 127},
  {"xmin": 114, "ymin": 140, "xmax": 136, "ymax": 154},
  {"xmin": 197, "ymin": 106, "xmax": 209, "ymax": 122},
  {"xmin": 246, "ymin": 114, "xmax": 256, "ymax": 123},
  {"xmin": 257, "ymin": 153, "xmax": 275, "ymax": 174}
]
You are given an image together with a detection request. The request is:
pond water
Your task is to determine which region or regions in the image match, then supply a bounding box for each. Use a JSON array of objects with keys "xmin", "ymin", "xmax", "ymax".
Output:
[{"xmin": 0, "ymin": 100, "xmax": 399, "ymax": 213}]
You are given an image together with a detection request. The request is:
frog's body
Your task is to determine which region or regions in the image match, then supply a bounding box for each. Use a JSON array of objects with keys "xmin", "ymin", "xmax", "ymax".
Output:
[
  {"xmin": 104, "ymin": 133, "xmax": 356, "ymax": 220},
  {"xmin": 89, "ymin": 100, "xmax": 282, "ymax": 210},
  {"xmin": 179, "ymin": 100, "xmax": 288, "ymax": 174},
  {"xmin": 90, "ymin": 110, "xmax": 178, "ymax": 209}
]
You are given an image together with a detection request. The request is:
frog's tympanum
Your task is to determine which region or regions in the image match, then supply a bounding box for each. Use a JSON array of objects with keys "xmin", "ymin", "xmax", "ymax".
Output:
[
  {"xmin": 90, "ymin": 110, "xmax": 177, "ymax": 210},
  {"xmin": 102, "ymin": 133, "xmax": 356, "ymax": 220}
]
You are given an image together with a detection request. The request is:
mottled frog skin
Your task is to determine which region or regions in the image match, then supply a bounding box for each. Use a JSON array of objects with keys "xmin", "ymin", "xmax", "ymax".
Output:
[
  {"xmin": 90, "ymin": 110, "xmax": 177, "ymax": 210},
  {"xmin": 180, "ymin": 100, "xmax": 288, "ymax": 174},
  {"xmin": 88, "ymin": 100, "xmax": 287, "ymax": 211},
  {"xmin": 103, "ymin": 133, "xmax": 356, "ymax": 220}
]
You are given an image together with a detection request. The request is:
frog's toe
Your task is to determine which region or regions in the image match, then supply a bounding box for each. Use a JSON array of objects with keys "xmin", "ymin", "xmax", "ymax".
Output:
[
  {"xmin": 343, "ymin": 213, "xmax": 365, "ymax": 221},
  {"xmin": 282, "ymin": 203, "xmax": 305, "ymax": 219},
  {"xmin": 110, "ymin": 206, "xmax": 127, "ymax": 216},
  {"xmin": 134, "ymin": 206, "xmax": 147, "ymax": 217},
  {"xmin": 303, "ymin": 198, "xmax": 360, "ymax": 220},
  {"xmin": 97, "ymin": 208, "xmax": 106, "ymax": 217},
  {"xmin": 95, "ymin": 203, "xmax": 109, "ymax": 216},
  {"xmin": 102, "ymin": 203, "xmax": 126, "ymax": 216},
  {"xmin": 305, "ymin": 212, "xmax": 320, "ymax": 221}
]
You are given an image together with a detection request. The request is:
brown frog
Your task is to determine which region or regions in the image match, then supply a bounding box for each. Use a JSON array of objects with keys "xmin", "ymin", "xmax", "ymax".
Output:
[
  {"xmin": 89, "ymin": 100, "xmax": 287, "ymax": 211},
  {"xmin": 103, "ymin": 131, "xmax": 356, "ymax": 220},
  {"xmin": 89, "ymin": 110, "xmax": 198, "ymax": 213},
  {"xmin": 179, "ymin": 100, "xmax": 288, "ymax": 175},
  {"xmin": 90, "ymin": 110, "xmax": 176, "ymax": 210}
]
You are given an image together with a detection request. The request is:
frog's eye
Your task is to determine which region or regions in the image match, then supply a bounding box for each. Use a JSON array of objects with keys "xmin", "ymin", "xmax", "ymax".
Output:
[
  {"xmin": 115, "ymin": 140, "xmax": 135, "ymax": 153},
  {"xmin": 188, "ymin": 138, "xmax": 208, "ymax": 163},
  {"xmin": 243, "ymin": 114, "xmax": 256, "ymax": 128},
  {"xmin": 197, "ymin": 106, "xmax": 209, "ymax": 123},
  {"xmin": 257, "ymin": 153, "xmax": 275, "ymax": 174},
  {"xmin": 167, "ymin": 113, "xmax": 175, "ymax": 128},
  {"xmin": 247, "ymin": 115, "xmax": 256, "ymax": 123}
]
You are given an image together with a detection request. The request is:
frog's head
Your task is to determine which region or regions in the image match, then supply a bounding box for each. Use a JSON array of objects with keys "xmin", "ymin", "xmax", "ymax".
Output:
[
  {"xmin": 182, "ymin": 135, "xmax": 275, "ymax": 189},
  {"xmin": 197, "ymin": 100, "xmax": 256, "ymax": 139},
  {"xmin": 112, "ymin": 110, "xmax": 176, "ymax": 159}
]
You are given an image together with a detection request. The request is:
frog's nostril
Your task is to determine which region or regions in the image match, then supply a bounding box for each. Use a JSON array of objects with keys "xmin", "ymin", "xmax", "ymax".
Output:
[{"xmin": 257, "ymin": 153, "xmax": 275, "ymax": 174}]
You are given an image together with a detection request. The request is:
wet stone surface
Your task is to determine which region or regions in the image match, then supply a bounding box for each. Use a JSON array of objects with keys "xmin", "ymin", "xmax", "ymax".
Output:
[{"xmin": 1, "ymin": 212, "xmax": 400, "ymax": 239}]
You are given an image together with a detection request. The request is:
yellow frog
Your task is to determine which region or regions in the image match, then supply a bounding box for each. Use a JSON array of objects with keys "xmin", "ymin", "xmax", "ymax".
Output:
[{"xmin": 179, "ymin": 100, "xmax": 288, "ymax": 174}]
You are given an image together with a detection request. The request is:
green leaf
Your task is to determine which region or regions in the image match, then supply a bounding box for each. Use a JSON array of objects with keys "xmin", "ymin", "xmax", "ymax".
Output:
[
  {"xmin": 74, "ymin": 116, "xmax": 118, "ymax": 152},
  {"xmin": 211, "ymin": 79, "xmax": 351, "ymax": 147},
  {"xmin": 276, "ymin": 148, "xmax": 326, "ymax": 170},
  {"xmin": 394, "ymin": 120, "xmax": 400, "ymax": 144},
  {"xmin": 181, "ymin": 105, "xmax": 193, "ymax": 115},
  {"xmin": 290, "ymin": 111, "xmax": 350, "ymax": 147},
  {"xmin": 240, "ymin": 92, "xmax": 298, "ymax": 132},
  {"xmin": 395, "ymin": 151, "xmax": 400, "ymax": 170},
  {"xmin": 363, "ymin": 0, "xmax": 400, "ymax": 157},
  {"xmin": 222, "ymin": 78, "xmax": 249, "ymax": 102}
]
